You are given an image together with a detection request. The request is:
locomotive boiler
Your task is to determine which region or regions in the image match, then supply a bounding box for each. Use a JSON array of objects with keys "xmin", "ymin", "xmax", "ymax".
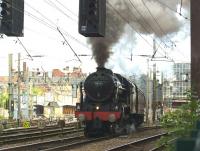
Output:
[{"xmin": 75, "ymin": 67, "xmax": 146, "ymax": 136}]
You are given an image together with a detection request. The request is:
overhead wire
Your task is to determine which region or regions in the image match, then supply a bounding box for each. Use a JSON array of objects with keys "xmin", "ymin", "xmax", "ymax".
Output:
[
  {"xmin": 123, "ymin": 0, "xmax": 153, "ymax": 37},
  {"xmin": 127, "ymin": 0, "xmax": 169, "ymax": 59},
  {"xmin": 141, "ymin": 0, "xmax": 189, "ymax": 62},
  {"xmin": 157, "ymin": 0, "xmax": 190, "ymax": 20},
  {"xmin": 31, "ymin": 0, "xmax": 172, "ymax": 62},
  {"xmin": 41, "ymin": 0, "xmax": 168, "ymax": 60},
  {"xmin": 107, "ymin": 2, "xmax": 153, "ymax": 50},
  {"xmin": 19, "ymin": 2, "xmax": 90, "ymax": 51},
  {"xmin": 6, "ymin": 1, "xmax": 185, "ymax": 63},
  {"xmin": 3, "ymin": 1, "xmax": 91, "ymax": 65},
  {"xmin": 140, "ymin": 0, "xmax": 176, "ymax": 59},
  {"xmin": 127, "ymin": 0, "xmax": 156, "ymax": 35},
  {"xmin": 57, "ymin": 27, "xmax": 82, "ymax": 63},
  {"xmin": 25, "ymin": 2, "xmax": 60, "ymax": 28},
  {"xmin": 141, "ymin": 0, "xmax": 176, "ymax": 47},
  {"xmin": 43, "ymin": 0, "xmax": 78, "ymax": 23},
  {"xmin": 25, "ymin": 26, "xmax": 61, "ymax": 41},
  {"xmin": 54, "ymin": 0, "xmax": 78, "ymax": 18},
  {"xmin": 16, "ymin": 37, "xmax": 34, "ymax": 61},
  {"xmin": 122, "ymin": 0, "xmax": 173, "ymax": 61},
  {"xmin": 25, "ymin": 2, "xmax": 92, "ymax": 63}
]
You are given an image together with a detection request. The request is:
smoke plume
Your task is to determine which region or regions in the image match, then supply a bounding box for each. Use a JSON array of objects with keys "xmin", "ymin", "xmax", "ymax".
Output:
[
  {"xmin": 87, "ymin": 0, "xmax": 190, "ymax": 67},
  {"xmin": 88, "ymin": 1, "xmax": 126, "ymax": 67}
]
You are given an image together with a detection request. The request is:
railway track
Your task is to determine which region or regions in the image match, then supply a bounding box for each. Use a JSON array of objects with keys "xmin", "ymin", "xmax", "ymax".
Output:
[
  {"xmin": 42, "ymin": 136, "xmax": 112, "ymax": 151},
  {"xmin": 42, "ymin": 126, "xmax": 164, "ymax": 151},
  {"xmin": 150, "ymin": 137, "xmax": 177, "ymax": 151},
  {"xmin": 106, "ymin": 132, "xmax": 168, "ymax": 151},
  {"xmin": 0, "ymin": 127, "xmax": 83, "ymax": 145},
  {"xmin": 1, "ymin": 122, "xmax": 77, "ymax": 135},
  {"xmin": 62, "ymin": 125, "xmax": 165, "ymax": 151},
  {"xmin": 0, "ymin": 125, "xmax": 164, "ymax": 151},
  {"xmin": 0, "ymin": 134, "xmax": 85, "ymax": 151}
]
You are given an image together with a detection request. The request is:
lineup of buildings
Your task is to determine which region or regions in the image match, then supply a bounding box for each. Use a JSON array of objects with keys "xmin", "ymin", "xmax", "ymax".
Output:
[
  {"xmin": 163, "ymin": 63, "xmax": 191, "ymax": 109},
  {"xmin": 0, "ymin": 62, "xmax": 191, "ymax": 120},
  {"xmin": 0, "ymin": 65, "xmax": 86, "ymax": 120}
]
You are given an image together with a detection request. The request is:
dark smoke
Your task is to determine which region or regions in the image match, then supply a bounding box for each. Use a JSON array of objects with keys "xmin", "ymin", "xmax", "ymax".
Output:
[
  {"xmin": 87, "ymin": 0, "xmax": 190, "ymax": 67},
  {"xmin": 88, "ymin": 2, "xmax": 126, "ymax": 67}
]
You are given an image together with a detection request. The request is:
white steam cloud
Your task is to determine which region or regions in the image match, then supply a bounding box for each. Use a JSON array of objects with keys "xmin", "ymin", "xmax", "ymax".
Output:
[{"xmin": 87, "ymin": 0, "xmax": 190, "ymax": 67}]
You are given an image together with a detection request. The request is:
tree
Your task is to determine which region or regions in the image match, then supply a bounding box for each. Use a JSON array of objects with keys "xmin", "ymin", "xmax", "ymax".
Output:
[
  {"xmin": 157, "ymin": 90, "xmax": 200, "ymax": 151},
  {"xmin": 0, "ymin": 92, "xmax": 9, "ymax": 109},
  {"xmin": 31, "ymin": 86, "xmax": 45, "ymax": 96}
]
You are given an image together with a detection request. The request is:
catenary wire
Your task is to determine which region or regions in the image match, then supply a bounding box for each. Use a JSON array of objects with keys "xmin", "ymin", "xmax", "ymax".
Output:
[
  {"xmin": 141, "ymin": 0, "xmax": 176, "ymax": 47},
  {"xmin": 107, "ymin": 1, "xmax": 173, "ymax": 62},
  {"xmin": 16, "ymin": 2, "xmax": 91, "ymax": 51},
  {"xmin": 127, "ymin": 0, "xmax": 169, "ymax": 56},
  {"xmin": 43, "ymin": 0, "xmax": 78, "ymax": 23},
  {"xmin": 157, "ymin": 0, "xmax": 190, "ymax": 20},
  {"xmin": 55, "ymin": 0, "xmax": 78, "ymax": 17}
]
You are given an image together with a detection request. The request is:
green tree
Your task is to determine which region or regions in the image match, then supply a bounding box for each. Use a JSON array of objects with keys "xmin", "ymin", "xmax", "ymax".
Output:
[
  {"xmin": 0, "ymin": 92, "xmax": 9, "ymax": 109},
  {"xmin": 31, "ymin": 86, "xmax": 44, "ymax": 96},
  {"xmin": 158, "ymin": 90, "xmax": 200, "ymax": 151}
]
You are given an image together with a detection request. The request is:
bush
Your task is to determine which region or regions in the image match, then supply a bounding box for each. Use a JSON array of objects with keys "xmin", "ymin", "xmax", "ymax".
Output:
[
  {"xmin": 0, "ymin": 115, "xmax": 5, "ymax": 120},
  {"xmin": 157, "ymin": 90, "xmax": 200, "ymax": 151}
]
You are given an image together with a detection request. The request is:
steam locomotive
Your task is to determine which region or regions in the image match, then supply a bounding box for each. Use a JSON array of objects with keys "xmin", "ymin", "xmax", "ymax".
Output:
[{"xmin": 75, "ymin": 67, "xmax": 146, "ymax": 136}]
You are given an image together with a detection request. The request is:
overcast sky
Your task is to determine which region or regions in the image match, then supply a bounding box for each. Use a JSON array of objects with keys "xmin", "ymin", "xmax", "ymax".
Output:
[{"xmin": 0, "ymin": 0, "xmax": 190, "ymax": 77}]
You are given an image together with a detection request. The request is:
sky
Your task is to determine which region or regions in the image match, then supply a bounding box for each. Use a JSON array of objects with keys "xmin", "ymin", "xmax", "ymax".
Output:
[{"xmin": 0, "ymin": 0, "xmax": 190, "ymax": 78}]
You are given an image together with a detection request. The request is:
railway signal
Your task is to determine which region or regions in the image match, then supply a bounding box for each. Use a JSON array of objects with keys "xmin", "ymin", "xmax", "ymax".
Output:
[
  {"xmin": 78, "ymin": 0, "xmax": 106, "ymax": 37},
  {"xmin": 0, "ymin": 0, "xmax": 24, "ymax": 36},
  {"xmin": 1, "ymin": 0, "xmax": 11, "ymax": 17}
]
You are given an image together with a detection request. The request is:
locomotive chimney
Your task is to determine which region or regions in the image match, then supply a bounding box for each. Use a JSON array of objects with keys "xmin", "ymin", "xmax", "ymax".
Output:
[
  {"xmin": 96, "ymin": 66, "xmax": 106, "ymax": 71},
  {"xmin": 96, "ymin": 66, "xmax": 113, "ymax": 74}
]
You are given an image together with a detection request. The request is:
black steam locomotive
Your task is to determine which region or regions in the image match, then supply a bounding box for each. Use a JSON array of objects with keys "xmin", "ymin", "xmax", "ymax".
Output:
[{"xmin": 75, "ymin": 67, "xmax": 146, "ymax": 136}]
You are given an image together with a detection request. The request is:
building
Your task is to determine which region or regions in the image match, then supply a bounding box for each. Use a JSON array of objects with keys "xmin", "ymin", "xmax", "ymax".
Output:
[
  {"xmin": 163, "ymin": 63, "xmax": 191, "ymax": 110},
  {"xmin": 172, "ymin": 63, "xmax": 190, "ymax": 99},
  {"xmin": 0, "ymin": 65, "xmax": 87, "ymax": 120},
  {"xmin": 31, "ymin": 67, "xmax": 87, "ymax": 119}
]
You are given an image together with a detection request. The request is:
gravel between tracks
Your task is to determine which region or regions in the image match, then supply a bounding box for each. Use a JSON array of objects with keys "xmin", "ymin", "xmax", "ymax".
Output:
[{"xmin": 68, "ymin": 129, "xmax": 165, "ymax": 151}]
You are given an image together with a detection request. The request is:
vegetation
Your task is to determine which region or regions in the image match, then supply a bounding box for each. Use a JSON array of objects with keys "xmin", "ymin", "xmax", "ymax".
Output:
[
  {"xmin": 157, "ymin": 90, "xmax": 200, "ymax": 151},
  {"xmin": 31, "ymin": 86, "xmax": 45, "ymax": 96},
  {"xmin": 0, "ymin": 92, "xmax": 9, "ymax": 109},
  {"xmin": 0, "ymin": 115, "xmax": 5, "ymax": 120}
]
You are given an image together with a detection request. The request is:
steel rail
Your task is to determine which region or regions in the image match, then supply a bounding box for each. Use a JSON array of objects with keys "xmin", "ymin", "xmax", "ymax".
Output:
[
  {"xmin": 0, "ymin": 135, "xmax": 85, "ymax": 151},
  {"xmin": 150, "ymin": 137, "xmax": 177, "ymax": 151},
  {"xmin": 42, "ymin": 136, "xmax": 113, "ymax": 151},
  {"xmin": 1, "ymin": 122, "xmax": 78, "ymax": 135},
  {"xmin": 41, "ymin": 126, "xmax": 163, "ymax": 151},
  {"xmin": 0, "ymin": 128, "xmax": 83, "ymax": 145},
  {"xmin": 106, "ymin": 132, "xmax": 168, "ymax": 151}
]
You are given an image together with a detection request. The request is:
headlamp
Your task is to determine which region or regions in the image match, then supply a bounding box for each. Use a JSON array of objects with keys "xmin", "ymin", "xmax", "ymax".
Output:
[
  {"xmin": 96, "ymin": 106, "xmax": 99, "ymax": 110},
  {"xmin": 108, "ymin": 114, "xmax": 116, "ymax": 122}
]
